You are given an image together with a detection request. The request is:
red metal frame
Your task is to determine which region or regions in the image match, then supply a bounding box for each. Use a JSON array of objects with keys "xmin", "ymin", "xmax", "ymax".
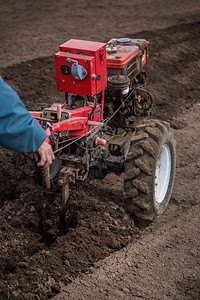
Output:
[
  {"xmin": 30, "ymin": 39, "xmax": 108, "ymax": 141},
  {"xmin": 55, "ymin": 52, "xmax": 96, "ymax": 96},
  {"xmin": 30, "ymin": 100, "xmax": 102, "ymax": 143},
  {"xmin": 55, "ymin": 39, "xmax": 107, "ymax": 97}
]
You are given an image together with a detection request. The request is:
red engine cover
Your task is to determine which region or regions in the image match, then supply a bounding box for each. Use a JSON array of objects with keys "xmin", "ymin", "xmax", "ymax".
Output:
[
  {"xmin": 106, "ymin": 38, "xmax": 149, "ymax": 69},
  {"xmin": 55, "ymin": 39, "xmax": 107, "ymax": 97}
]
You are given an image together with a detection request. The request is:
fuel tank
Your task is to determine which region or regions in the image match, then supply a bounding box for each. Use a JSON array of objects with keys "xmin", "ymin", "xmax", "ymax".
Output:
[{"xmin": 106, "ymin": 38, "xmax": 149, "ymax": 86}]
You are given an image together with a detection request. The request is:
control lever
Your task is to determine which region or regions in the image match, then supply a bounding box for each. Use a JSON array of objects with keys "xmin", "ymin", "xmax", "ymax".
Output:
[{"xmin": 66, "ymin": 58, "xmax": 87, "ymax": 80}]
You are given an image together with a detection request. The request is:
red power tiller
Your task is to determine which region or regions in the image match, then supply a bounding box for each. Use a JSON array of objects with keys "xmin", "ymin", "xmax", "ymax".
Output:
[{"xmin": 30, "ymin": 38, "xmax": 176, "ymax": 222}]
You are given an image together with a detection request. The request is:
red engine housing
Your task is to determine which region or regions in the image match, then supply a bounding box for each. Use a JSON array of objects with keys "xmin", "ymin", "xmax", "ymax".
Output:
[
  {"xmin": 55, "ymin": 39, "xmax": 107, "ymax": 97},
  {"xmin": 31, "ymin": 38, "xmax": 149, "ymax": 144}
]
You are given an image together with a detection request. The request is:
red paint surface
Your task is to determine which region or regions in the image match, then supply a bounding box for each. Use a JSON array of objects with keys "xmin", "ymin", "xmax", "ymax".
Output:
[{"xmin": 55, "ymin": 39, "xmax": 107, "ymax": 96}]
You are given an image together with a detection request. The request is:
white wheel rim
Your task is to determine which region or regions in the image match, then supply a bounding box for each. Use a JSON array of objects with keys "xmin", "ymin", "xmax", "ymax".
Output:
[{"xmin": 155, "ymin": 144, "xmax": 171, "ymax": 204}]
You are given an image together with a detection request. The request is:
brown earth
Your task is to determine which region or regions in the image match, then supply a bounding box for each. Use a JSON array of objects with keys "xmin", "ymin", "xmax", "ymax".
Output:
[{"xmin": 0, "ymin": 0, "xmax": 200, "ymax": 299}]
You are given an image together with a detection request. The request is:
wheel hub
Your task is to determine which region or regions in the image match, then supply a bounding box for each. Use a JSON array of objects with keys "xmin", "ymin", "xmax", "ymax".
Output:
[{"xmin": 155, "ymin": 144, "xmax": 171, "ymax": 204}]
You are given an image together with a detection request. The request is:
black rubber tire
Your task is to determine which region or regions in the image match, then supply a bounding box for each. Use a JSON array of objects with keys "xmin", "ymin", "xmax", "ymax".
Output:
[{"xmin": 124, "ymin": 119, "xmax": 176, "ymax": 222}]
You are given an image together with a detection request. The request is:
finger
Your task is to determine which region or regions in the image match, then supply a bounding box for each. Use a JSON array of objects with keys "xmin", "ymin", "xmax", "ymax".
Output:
[
  {"xmin": 52, "ymin": 152, "xmax": 55, "ymax": 160},
  {"xmin": 46, "ymin": 156, "xmax": 53, "ymax": 168},
  {"xmin": 37, "ymin": 152, "xmax": 46, "ymax": 167},
  {"xmin": 48, "ymin": 147, "xmax": 55, "ymax": 160},
  {"xmin": 41, "ymin": 155, "xmax": 53, "ymax": 169},
  {"xmin": 46, "ymin": 148, "xmax": 54, "ymax": 163}
]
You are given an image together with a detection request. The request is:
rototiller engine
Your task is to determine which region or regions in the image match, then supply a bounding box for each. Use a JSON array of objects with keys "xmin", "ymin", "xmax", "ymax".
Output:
[{"xmin": 30, "ymin": 37, "xmax": 176, "ymax": 221}]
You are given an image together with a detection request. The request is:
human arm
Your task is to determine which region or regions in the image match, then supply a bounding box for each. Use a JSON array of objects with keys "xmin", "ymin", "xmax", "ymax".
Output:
[{"xmin": 0, "ymin": 75, "xmax": 54, "ymax": 167}]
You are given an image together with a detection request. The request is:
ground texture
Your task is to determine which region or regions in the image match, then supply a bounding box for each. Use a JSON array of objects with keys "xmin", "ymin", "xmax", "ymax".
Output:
[{"xmin": 0, "ymin": 0, "xmax": 200, "ymax": 299}]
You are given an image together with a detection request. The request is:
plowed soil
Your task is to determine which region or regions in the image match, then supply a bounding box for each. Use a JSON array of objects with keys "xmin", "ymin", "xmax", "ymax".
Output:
[{"xmin": 0, "ymin": 1, "xmax": 200, "ymax": 299}]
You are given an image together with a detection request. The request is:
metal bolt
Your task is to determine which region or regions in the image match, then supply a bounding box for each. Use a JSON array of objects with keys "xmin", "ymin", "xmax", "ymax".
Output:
[
  {"xmin": 73, "ymin": 81, "xmax": 75, "ymax": 84},
  {"xmin": 64, "ymin": 114, "xmax": 69, "ymax": 119},
  {"xmin": 62, "ymin": 80, "xmax": 65, "ymax": 83}
]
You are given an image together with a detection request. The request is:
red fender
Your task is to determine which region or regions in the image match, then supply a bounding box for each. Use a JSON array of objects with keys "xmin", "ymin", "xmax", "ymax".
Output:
[
  {"xmin": 52, "ymin": 117, "xmax": 87, "ymax": 133},
  {"xmin": 44, "ymin": 117, "xmax": 88, "ymax": 144}
]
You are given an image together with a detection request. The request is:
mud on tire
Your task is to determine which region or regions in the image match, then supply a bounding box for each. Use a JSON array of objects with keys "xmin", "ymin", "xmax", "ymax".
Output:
[{"xmin": 124, "ymin": 119, "xmax": 176, "ymax": 222}]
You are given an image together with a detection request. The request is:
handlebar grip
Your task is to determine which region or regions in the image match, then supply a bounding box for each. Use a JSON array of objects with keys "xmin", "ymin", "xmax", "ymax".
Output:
[{"xmin": 35, "ymin": 155, "xmax": 51, "ymax": 189}]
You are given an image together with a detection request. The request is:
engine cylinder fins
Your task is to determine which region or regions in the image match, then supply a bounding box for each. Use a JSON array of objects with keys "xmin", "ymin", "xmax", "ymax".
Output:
[{"xmin": 107, "ymin": 75, "xmax": 130, "ymax": 97}]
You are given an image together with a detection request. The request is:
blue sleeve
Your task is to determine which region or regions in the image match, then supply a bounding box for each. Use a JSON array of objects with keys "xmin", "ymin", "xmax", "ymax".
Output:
[{"xmin": 0, "ymin": 76, "xmax": 47, "ymax": 152}]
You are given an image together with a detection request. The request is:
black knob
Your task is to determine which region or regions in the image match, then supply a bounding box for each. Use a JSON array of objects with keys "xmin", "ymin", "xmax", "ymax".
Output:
[
  {"xmin": 96, "ymin": 75, "xmax": 101, "ymax": 81},
  {"xmin": 61, "ymin": 64, "xmax": 71, "ymax": 75}
]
